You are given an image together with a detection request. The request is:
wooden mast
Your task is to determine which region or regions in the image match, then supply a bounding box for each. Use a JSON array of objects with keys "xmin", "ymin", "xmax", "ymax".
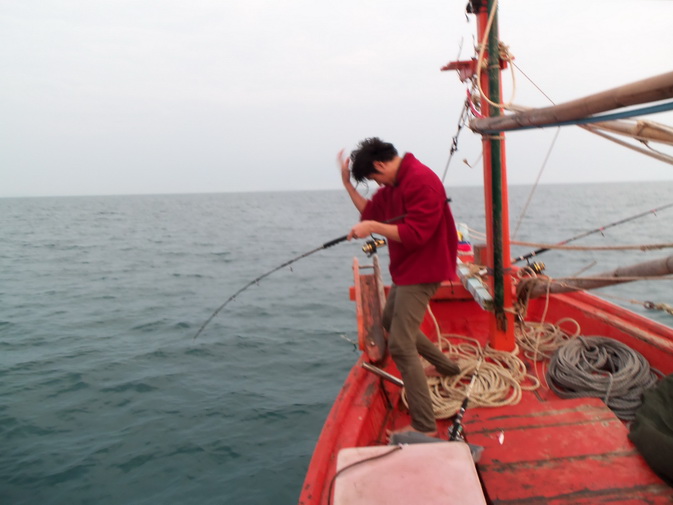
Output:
[{"xmin": 475, "ymin": 0, "xmax": 516, "ymax": 350}]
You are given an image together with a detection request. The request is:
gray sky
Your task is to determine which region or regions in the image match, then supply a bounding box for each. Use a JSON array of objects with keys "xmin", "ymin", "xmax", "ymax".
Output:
[{"xmin": 1, "ymin": 0, "xmax": 672, "ymax": 198}]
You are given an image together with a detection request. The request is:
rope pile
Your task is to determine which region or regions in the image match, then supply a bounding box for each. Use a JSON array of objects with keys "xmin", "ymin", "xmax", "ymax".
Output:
[
  {"xmin": 515, "ymin": 318, "xmax": 580, "ymax": 361},
  {"xmin": 546, "ymin": 336, "xmax": 659, "ymax": 420},
  {"xmin": 416, "ymin": 307, "xmax": 660, "ymax": 421},
  {"xmin": 408, "ymin": 335, "xmax": 540, "ymax": 419}
]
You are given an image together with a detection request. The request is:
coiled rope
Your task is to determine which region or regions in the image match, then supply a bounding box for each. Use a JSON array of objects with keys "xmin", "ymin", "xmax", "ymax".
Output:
[
  {"xmin": 404, "ymin": 307, "xmax": 542, "ymax": 419},
  {"xmin": 515, "ymin": 318, "xmax": 580, "ymax": 362},
  {"xmin": 423, "ymin": 336, "xmax": 540, "ymax": 419},
  {"xmin": 546, "ymin": 336, "xmax": 659, "ymax": 421},
  {"xmin": 411, "ymin": 303, "xmax": 659, "ymax": 421}
]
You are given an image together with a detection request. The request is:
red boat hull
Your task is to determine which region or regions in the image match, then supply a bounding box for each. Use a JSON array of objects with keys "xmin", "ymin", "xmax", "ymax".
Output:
[{"xmin": 299, "ymin": 279, "xmax": 673, "ymax": 505}]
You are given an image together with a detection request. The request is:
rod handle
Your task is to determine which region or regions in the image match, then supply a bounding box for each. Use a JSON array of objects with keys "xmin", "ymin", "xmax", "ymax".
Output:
[{"xmin": 322, "ymin": 235, "xmax": 348, "ymax": 249}]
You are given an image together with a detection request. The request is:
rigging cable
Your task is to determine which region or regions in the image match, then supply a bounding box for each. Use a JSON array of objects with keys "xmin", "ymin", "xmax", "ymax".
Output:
[
  {"xmin": 508, "ymin": 62, "xmax": 559, "ymax": 238},
  {"xmin": 511, "ymin": 127, "xmax": 561, "ymax": 239},
  {"xmin": 508, "ymin": 62, "xmax": 673, "ymax": 165},
  {"xmin": 511, "ymin": 62, "xmax": 555, "ymax": 104},
  {"xmin": 441, "ymin": 97, "xmax": 471, "ymax": 183},
  {"xmin": 441, "ymin": 33, "xmax": 473, "ymax": 184},
  {"xmin": 579, "ymin": 125, "xmax": 673, "ymax": 166}
]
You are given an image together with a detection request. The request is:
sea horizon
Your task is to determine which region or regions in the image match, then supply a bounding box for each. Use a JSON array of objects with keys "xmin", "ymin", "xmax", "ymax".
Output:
[
  {"xmin": 1, "ymin": 182, "xmax": 671, "ymax": 504},
  {"xmin": 3, "ymin": 177, "xmax": 673, "ymax": 200}
]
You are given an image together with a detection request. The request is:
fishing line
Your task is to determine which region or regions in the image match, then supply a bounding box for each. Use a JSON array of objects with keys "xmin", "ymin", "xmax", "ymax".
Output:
[
  {"xmin": 192, "ymin": 211, "xmax": 411, "ymax": 340},
  {"xmin": 192, "ymin": 235, "xmax": 348, "ymax": 341}
]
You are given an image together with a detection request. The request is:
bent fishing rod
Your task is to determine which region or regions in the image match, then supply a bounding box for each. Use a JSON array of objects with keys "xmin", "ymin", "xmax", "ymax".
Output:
[
  {"xmin": 192, "ymin": 213, "xmax": 407, "ymax": 341},
  {"xmin": 512, "ymin": 201, "xmax": 673, "ymax": 265}
]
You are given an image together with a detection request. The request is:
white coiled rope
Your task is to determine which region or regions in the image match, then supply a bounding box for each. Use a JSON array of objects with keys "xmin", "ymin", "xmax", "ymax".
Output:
[
  {"xmin": 410, "ymin": 332, "xmax": 540, "ymax": 419},
  {"xmin": 515, "ymin": 318, "xmax": 581, "ymax": 362}
]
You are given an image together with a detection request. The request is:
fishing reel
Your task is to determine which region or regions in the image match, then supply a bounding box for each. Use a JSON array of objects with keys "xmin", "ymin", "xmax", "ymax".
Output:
[
  {"xmin": 522, "ymin": 261, "xmax": 546, "ymax": 276},
  {"xmin": 362, "ymin": 237, "xmax": 387, "ymax": 257}
]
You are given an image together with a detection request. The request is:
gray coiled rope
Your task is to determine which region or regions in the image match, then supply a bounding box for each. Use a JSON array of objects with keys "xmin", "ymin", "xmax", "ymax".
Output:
[{"xmin": 546, "ymin": 336, "xmax": 659, "ymax": 421}]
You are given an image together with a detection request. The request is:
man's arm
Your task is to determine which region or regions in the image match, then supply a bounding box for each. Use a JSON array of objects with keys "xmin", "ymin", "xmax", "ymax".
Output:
[{"xmin": 338, "ymin": 150, "xmax": 367, "ymax": 213}]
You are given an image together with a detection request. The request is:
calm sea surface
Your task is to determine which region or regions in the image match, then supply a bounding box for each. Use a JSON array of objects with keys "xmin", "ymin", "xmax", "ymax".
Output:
[{"xmin": 1, "ymin": 182, "xmax": 672, "ymax": 504}]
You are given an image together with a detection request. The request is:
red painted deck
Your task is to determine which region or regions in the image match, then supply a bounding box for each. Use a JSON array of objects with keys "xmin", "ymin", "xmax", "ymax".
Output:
[
  {"xmin": 300, "ymin": 275, "xmax": 673, "ymax": 505},
  {"xmin": 463, "ymin": 397, "xmax": 673, "ymax": 504}
]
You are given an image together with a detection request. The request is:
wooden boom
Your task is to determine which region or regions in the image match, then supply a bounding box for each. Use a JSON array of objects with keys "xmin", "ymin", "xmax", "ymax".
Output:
[
  {"xmin": 520, "ymin": 254, "xmax": 673, "ymax": 299},
  {"xmin": 470, "ymin": 70, "xmax": 673, "ymax": 133}
]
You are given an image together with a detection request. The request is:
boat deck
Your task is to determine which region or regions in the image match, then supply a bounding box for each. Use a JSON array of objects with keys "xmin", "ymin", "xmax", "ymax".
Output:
[
  {"xmin": 301, "ymin": 276, "xmax": 673, "ymax": 505},
  {"xmin": 380, "ymin": 292, "xmax": 673, "ymax": 504},
  {"xmin": 382, "ymin": 366, "xmax": 673, "ymax": 504},
  {"xmin": 378, "ymin": 317, "xmax": 673, "ymax": 504},
  {"xmin": 462, "ymin": 396, "xmax": 672, "ymax": 504}
]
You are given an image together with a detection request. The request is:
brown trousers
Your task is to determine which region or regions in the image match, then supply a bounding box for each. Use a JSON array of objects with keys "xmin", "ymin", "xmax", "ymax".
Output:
[{"xmin": 382, "ymin": 283, "xmax": 459, "ymax": 432}]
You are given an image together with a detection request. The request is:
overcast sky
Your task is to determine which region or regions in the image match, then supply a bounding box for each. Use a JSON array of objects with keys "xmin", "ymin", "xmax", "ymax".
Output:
[{"xmin": 1, "ymin": 0, "xmax": 672, "ymax": 197}]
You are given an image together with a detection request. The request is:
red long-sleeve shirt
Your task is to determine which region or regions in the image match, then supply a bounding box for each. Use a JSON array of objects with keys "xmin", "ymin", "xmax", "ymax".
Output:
[{"xmin": 361, "ymin": 153, "xmax": 458, "ymax": 285}]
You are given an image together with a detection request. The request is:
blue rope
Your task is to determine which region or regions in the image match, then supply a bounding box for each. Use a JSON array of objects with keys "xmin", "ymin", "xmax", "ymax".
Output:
[{"xmin": 481, "ymin": 100, "xmax": 673, "ymax": 133}]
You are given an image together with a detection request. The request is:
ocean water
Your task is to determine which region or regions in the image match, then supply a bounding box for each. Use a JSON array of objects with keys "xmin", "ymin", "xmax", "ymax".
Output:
[{"xmin": 1, "ymin": 182, "xmax": 672, "ymax": 504}]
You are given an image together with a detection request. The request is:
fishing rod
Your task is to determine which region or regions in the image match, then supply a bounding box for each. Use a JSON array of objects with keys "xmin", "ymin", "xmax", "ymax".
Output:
[
  {"xmin": 449, "ymin": 360, "xmax": 481, "ymax": 442},
  {"xmin": 192, "ymin": 212, "xmax": 408, "ymax": 340},
  {"xmin": 191, "ymin": 236, "xmax": 347, "ymax": 340},
  {"xmin": 512, "ymin": 202, "xmax": 673, "ymax": 265}
]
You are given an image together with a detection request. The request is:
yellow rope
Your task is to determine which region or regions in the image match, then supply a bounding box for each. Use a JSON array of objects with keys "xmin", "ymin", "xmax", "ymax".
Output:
[
  {"xmin": 409, "ymin": 306, "xmax": 583, "ymax": 419},
  {"xmin": 423, "ymin": 335, "xmax": 540, "ymax": 419},
  {"xmin": 646, "ymin": 302, "xmax": 673, "ymax": 315},
  {"xmin": 474, "ymin": 0, "xmax": 518, "ymax": 111},
  {"xmin": 588, "ymin": 291, "xmax": 673, "ymax": 316},
  {"xmin": 515, "ymin": 318, "xmax": 580, "ymax": 361}
]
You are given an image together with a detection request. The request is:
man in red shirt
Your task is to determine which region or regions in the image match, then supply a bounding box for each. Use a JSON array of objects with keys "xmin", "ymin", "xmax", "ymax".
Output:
[{"xmin": 339, "ymin": 137, "xmax": 461, "ymax": 436}]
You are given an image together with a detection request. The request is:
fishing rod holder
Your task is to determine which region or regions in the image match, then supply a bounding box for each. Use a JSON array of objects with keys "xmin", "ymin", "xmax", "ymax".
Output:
[{"xmin": 362, "ymin": 237, "xmax": 387, "ymax": 257}]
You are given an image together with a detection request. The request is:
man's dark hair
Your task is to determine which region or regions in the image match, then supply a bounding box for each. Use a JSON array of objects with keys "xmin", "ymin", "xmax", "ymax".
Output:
[{"xmin": 349, "ymin": 138, "xmax": 398, "ymax": 183}]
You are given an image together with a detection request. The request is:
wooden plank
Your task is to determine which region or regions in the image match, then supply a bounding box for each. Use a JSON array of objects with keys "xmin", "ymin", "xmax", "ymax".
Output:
[
  {"xmin": 480, "ymin": 453, "xmax": 664, "ymax": 495},
  {"xmin": 353, "ymin": 258, "xmax": 387, "ymax": 363},
  {"xmin": 487, "ymin": 484, "xmax": 673, "ymax": 505},
  {"xmin": 466, "ymin": 400, "xmax": 616, "ymax": 436}
]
